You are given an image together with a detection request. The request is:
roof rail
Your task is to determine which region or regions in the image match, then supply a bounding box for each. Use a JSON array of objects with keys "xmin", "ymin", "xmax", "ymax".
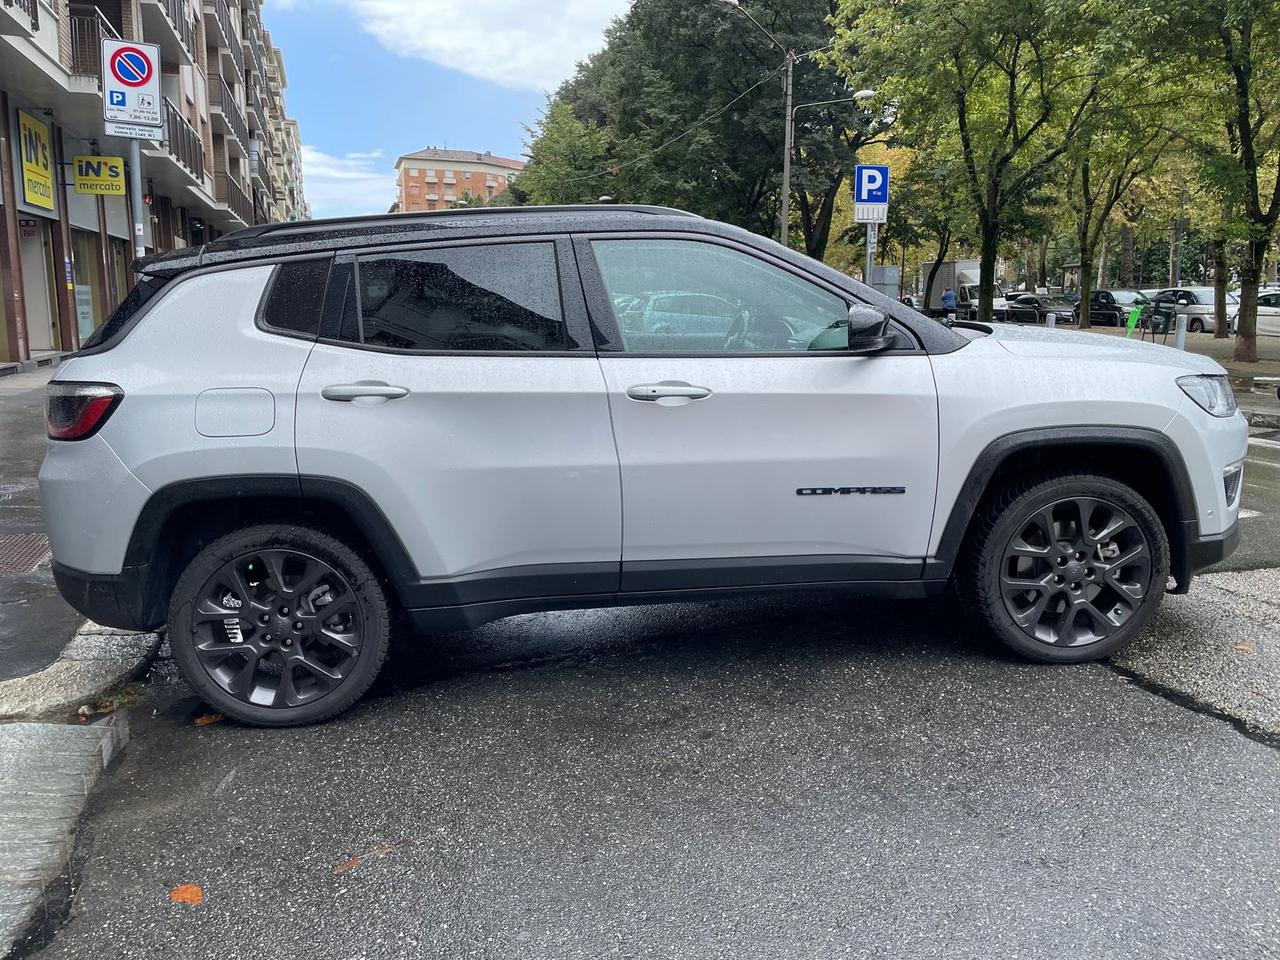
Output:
[{"xmin": 221, "ymin": 204, "xmax": 701, "ymax": 243}]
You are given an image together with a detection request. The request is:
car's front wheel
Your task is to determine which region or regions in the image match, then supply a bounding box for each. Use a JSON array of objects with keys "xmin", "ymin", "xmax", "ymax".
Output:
[
  {"xmin": 959, "ymin": 475, "xmax": 1169, "ymax": 663},
  {"xmin": 168, "ymin": 524, "xmax": 391, "ymax": 726}
]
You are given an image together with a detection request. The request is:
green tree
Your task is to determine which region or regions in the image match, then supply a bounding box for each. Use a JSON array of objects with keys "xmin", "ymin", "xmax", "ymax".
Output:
[
  {"xmin": 1142, "ymin": 0, "xmax": 1280, "ymax": 360},
  {"xmin": 529, "ymin": 0, "xmax": 887, "ymax": 259},
  {"xmin": 515, "ymin": 100, "xmax": 611, "ymax": 205},
  {"xmin": 834, "ymin": 0, "xmax": 1117, "ymax": 321}
]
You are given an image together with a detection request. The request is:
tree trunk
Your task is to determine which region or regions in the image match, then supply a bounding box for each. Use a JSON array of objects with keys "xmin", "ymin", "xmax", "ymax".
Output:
[
  {"xmin": 1168, "ymin": 220, "xmax": 1180, "ymax": 287},
  {"xmin": 1036, "ymin": 236, "xmax": 1048, "ymax": 289},
  {"xmin": 923, "ymin": 226, "xmax": 951, "ymax": 311},
  {"xmin": 1078, "ymin": 256, "xmax": 1094, "ymax": 329},
  {"xmin": 1213, "ymin": 237, "xmax": 1229, "ymax": 340},
  {"xmin": 978, "ymin": 221, "xmax": 999, "ymax": 324},
  {"xmin": 1097, "ymin": 227, "xmax": 1109, "ymax": 289},
  {"xmin": 1234, "ymin": 238, "xmax": 1267, "ymax": 363},
  {"xmin": 1119, "ymin": 224, "xmax": 1135, "ymax": 288}
]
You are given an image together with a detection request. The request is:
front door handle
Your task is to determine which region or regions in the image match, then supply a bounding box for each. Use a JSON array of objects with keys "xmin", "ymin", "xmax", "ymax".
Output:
[
  {"xmin": 321, "ymin": 381, "xmax": 410, "ymax": 402},
  {"xmin": 626, "ymin": 381, "xmax": 712, "ymax": 402}
]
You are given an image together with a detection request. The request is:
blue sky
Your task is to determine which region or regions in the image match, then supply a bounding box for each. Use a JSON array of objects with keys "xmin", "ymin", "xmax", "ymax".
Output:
[{"xmin": 264, "ymin": 0, "xmax": 628, "ymax": 218}]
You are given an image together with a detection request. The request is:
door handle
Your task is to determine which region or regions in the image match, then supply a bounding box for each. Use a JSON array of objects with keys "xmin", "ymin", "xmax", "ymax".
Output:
[
  {"xmin": 626, "ymin": 381, "xmax": 712, "ymax": 402},
  {"xmin": 321, "ymin": 381, "xmax": 410, "ymax": 402}
]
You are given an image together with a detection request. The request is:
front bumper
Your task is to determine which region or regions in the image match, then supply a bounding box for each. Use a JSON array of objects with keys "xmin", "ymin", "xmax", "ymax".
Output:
[
  {"xmin": 1171, "ymin": 518, "xmax": 1240, "ymax": 593},
  {"xmin": 52, "ymin": 561, "xmax": 165, "ymax": 632}
]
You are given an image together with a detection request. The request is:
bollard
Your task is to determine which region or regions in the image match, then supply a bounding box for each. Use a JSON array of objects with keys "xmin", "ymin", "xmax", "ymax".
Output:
[
  {"xmin": 1046, "ymin": 311, "xmax": 1056, "ymax": 329},
  {"xmin": 1174, "ymin": 312, "xmax": 1188, "ymax": 351}
]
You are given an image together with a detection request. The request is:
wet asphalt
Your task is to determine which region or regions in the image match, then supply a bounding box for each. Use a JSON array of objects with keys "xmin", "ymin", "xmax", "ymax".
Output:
[
  {"xmin": 26, "ymin": 593, "xmax": 1280, "ymax": 960},
  {"xmin": 0, "ymin": 369, "xmax": 82, "ymax": 681}
]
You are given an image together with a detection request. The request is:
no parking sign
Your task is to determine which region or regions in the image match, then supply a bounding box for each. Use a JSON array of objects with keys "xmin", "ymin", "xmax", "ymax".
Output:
[{"xmin": 101, "ymin": 39, "xmax": 162, "ymax": 133}]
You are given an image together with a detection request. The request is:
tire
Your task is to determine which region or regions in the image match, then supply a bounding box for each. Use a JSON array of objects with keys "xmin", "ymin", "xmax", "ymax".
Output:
[
  {"xmin": 1190, "ymin": 319, "xmax": 1204, "ymax": 333},
  {"xmin": 957, "ymin": 475, "xmax": 1169, "ymax": 663},
  {"xmin": 167, "ymin": 524, "xmax": 391, "ymax": 726}
]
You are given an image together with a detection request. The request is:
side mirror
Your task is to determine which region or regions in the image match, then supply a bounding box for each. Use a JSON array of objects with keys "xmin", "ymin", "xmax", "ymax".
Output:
[{"xmin": 846, "ymin": 305, "xmax": 896, "ymax": 355}]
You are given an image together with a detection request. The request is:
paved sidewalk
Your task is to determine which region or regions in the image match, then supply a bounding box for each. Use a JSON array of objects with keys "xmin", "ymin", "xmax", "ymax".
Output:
[
  {"xmin": 0, "ymin": 369, "xmax": 80, "ymax": 681},
  {"xmin": 0, "ymin": 715, "xmax": 129, "ymax": 957}
]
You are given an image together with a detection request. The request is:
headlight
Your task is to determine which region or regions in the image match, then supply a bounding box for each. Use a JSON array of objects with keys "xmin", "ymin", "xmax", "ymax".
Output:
[{"xmin": 1178, "ymin": 375, "xmax": 1238, "ymax": 417}]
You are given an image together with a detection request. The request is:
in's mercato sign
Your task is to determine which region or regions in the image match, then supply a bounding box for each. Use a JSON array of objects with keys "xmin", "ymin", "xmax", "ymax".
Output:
[
  {"xmin": 17, "ymin": 110, "xmax": 54, "ymax": 211},
  {"xmin": 73, "ymin": 155, "xmax": 125, "ymax": 196}
]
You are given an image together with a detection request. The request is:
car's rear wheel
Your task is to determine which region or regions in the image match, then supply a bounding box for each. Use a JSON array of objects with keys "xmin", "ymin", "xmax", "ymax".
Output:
[
  {"xmin": 959, "ymin": 475, "xmax": 1169, "ymax": 663},
  {"xmin": 168, "ymin": 524, "xmax": 390, "ymax": 726},
  {"xmin": 1190, "ymin": 319, "xmax": 1205, "ymax": 333}
]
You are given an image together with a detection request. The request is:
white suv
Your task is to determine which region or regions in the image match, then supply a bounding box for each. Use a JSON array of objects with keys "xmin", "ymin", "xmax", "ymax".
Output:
[{"xmin": 39, "ymin": 206, "xmax": 1247, "ymax": 725}]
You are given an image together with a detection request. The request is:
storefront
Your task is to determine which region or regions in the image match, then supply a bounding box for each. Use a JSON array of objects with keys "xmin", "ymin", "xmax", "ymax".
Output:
[{"xmin": 12, "ymin": 107, "xmax": 61, "ymax": 355}]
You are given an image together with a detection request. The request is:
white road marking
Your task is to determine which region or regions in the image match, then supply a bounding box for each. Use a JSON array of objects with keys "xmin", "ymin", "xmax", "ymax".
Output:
[
  {"xmin": 1248, "ymin": 436, "xmax": 1280, "ymax": 451},
  {"xmin": 1246, "ymin": 458, "xmax": 1280, "ymax": 469},
  {"xmin": 1239, "ymin": 509, "xmax": 1262, "ymax": 519}
]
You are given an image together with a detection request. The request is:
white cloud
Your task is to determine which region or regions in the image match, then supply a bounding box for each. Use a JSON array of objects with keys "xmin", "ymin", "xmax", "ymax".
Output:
[
  {"xmin": 349, "ymin": 0, "xmax": 627, "ymax": 92},
  {"xmin": 300, "ymin": 146, "xmax": 396, "ymax": 218}
]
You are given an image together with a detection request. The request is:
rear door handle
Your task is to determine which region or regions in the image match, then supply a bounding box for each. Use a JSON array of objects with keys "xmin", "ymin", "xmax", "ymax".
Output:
[
  {"xmin": 321, "ymin": 381, "xmax": 410, "ymax": 402},
  {"xmin": 626, "ymin": 381, "xmax": 712, "ymax": 402}
]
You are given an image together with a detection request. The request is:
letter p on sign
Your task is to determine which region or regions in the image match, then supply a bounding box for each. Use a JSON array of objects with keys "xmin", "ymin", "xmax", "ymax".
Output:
[{"xmin": 855, "ymin": 164, "xmax": 889, "ymax": 204}]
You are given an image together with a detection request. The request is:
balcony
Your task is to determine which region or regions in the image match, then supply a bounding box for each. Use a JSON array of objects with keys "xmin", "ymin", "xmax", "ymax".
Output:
[
  {"xmin": 210, "ymin": 75, "xmax": 248, "ymax": 156},
  {"xmin": 140, "ymin": 0, "xmax": 194, "ymax": 66},
  {"xmin": 214, "ymin": 172, "xmax": 251, "ymax": 227},
  {"xmin": 68, "ymin": 4, "xmax": 119, "ymax": 77},
  {"xmin": 0, "ymin": 0, "xmax": 38, "ymax": 37},
  {"xmin": 203, "ymin": 0, "xmax": 243, "ymax": 75},
  {"xmin": 249, "ymin": 149, "xmax": 274, "ymax": 203},
  {"xmin": 164, "ymin": 97, "xmax": 203, "ymax": 180}
]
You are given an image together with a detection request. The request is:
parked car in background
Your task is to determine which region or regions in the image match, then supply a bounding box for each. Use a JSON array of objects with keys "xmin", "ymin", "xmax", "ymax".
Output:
[
  {"xmin": 1152, "ymin": 287, "xmax": 1237, "ymax": 334},
  {"xmin": 1012, "ymin": 293, "xmax": 1078, "ymax": 324},
  {"xmin": 1088, "ymin": 290, "xmax": 1126, "ymax": 326},
  {"xmin": 1258, "ymin": 290, "xmax": 1280, "ymax": 337}
]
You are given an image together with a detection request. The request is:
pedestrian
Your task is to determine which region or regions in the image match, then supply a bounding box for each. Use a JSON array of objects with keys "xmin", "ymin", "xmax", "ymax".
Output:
[{"xmin": 940, "ymin": 287, "xmax": 957, "ymax": 310}]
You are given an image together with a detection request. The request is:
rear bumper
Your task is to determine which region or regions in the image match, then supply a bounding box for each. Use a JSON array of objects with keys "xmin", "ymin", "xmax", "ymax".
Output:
[{"xmin": 52, "ymin": 561, "xmax": 165, "ymax": 632}]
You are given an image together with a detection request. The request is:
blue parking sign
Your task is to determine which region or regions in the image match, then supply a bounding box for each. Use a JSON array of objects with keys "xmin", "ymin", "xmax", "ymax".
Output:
[
  {"xmin": 109, "ymin": 90, "xmax": 126, "ymax": 107},
  {"xmin": 854, "ymin": 164, "xmax": 890, "ymax": 204}
]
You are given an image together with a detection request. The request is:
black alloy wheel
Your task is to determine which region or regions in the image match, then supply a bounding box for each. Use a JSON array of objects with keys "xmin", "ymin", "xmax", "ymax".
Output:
[
  {"xmin": 960, "ymin": 475, "xmax": 1169, "ymax": 663},
  {"xmin": 169, "ymin": 525, "xmax": 390, "ymax": 726},
  {"xmin": 999, "ymin": 497, "xmax": 1152, "ymax": 648}
]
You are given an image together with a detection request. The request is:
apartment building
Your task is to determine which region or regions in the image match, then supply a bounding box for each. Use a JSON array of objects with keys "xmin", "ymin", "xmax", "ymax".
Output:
[
  {"xmin": 393, "ymin": 148, "xmax": 525, "ymax": 213},
  {"xmin": 0, "ymin": 0, "xmax": 309, "ymax": 367}
]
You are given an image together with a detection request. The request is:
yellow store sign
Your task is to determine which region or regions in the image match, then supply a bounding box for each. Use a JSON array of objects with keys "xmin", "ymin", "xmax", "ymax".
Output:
[
  {"xmin": 73, "ymin": 156, "xmax": 125, "ymax": 196},
  {"xmin": 17, "ymin": 110, "xmax": 55, "ymax": 211}
]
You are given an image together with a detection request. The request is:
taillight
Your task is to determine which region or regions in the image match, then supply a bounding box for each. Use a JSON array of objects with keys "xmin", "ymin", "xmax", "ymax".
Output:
[{"xmin": 46, "ymin": 382, "xmax": 123, "ymax": 441}]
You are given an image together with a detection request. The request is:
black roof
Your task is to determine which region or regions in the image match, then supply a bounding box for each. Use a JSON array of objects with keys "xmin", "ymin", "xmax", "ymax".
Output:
[{"xmin": 137, "ymin": 205, "xmax": 703, "ymax": 277}]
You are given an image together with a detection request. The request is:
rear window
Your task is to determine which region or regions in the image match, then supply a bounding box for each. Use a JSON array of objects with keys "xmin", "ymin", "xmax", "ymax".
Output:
[
  {"xmin": 259, "ymin": 258, "xmax": 331, "ymax": 337},
  {"xmin": 78, "ymin": 274, "xmax": 169, "ymax": 353}
]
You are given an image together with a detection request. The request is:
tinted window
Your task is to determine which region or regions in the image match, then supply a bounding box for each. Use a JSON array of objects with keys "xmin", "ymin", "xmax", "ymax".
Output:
[
  {"xmin": 346, "ymin": 242, "xmax": 566, "ymax": 352},
  {"xmin": 260, "ymin": 259, "xmax": 330, "ymax": 336},
  {"xmin": 591, "ymin": 239, "xmax": 858, "ymax": 354}
]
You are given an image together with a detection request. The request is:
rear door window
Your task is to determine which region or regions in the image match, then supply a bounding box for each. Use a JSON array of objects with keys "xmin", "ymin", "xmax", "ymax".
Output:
[{"xmin": 340, "ymin": 242, "xmax": 568, "ymax": 352}]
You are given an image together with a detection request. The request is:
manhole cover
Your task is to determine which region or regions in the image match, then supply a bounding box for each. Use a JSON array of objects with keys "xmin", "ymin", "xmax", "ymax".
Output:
[{"xmin": 0, "ymin": 534, "xmax": 51, "ymax": 574}]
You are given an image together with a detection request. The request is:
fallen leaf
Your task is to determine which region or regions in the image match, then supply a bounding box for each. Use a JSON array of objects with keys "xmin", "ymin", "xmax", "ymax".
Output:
[
  {"xmin": 332, "ymin": 856, "xmax": 362, "ymax": 875},
  {"xmin": 331, "ymin": 839, "xmax": 410, "ymax": 875},
  {"xmin": 1232, "ymin": 643, "xmax": 1256, "ymax": 654},
  {"xmin": 193, "ymin": 713, "xmax": 224, "ymax": 727},
  {"xmin": 169, "ymin": 884, "xmax": 204, "ymax": 905}
]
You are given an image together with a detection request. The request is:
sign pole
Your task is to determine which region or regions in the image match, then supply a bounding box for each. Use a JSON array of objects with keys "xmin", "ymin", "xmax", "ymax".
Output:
[
  {"xmin": 865, "ymin": 222, "xmax": 876, "ymax": 287},
  {"xmin": 127, "ymin": 138, "xmax": 145, "ymax": 262}
]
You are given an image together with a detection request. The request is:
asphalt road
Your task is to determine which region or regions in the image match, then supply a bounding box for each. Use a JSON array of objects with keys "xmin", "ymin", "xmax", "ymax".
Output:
[
  {"xmin": 1230, "ymin": 429, "xmax": 1280, "ymax": 571},
  {"xmin": 27, "ymin": 593, "xmax": 1280, "ymax": 960}
]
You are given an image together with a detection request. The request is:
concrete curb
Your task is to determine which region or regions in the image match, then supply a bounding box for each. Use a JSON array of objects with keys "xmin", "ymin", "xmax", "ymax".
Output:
[
  {"xmin": 0, "ymin": 714, "xmax": 129, "ymax": 957},
  {"xmin": 0, "ymin": 623, "xmax": 161, "ymax": 722},
  {"xmin": 1243, "ymin": 408, "xmax": 1280, "ymax": 429}
]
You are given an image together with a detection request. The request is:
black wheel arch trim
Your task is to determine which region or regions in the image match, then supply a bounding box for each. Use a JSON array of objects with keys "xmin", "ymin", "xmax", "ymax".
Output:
[{"xmin": 925, "ymin": 426, "xmax": 1199, "ymax": 582}]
